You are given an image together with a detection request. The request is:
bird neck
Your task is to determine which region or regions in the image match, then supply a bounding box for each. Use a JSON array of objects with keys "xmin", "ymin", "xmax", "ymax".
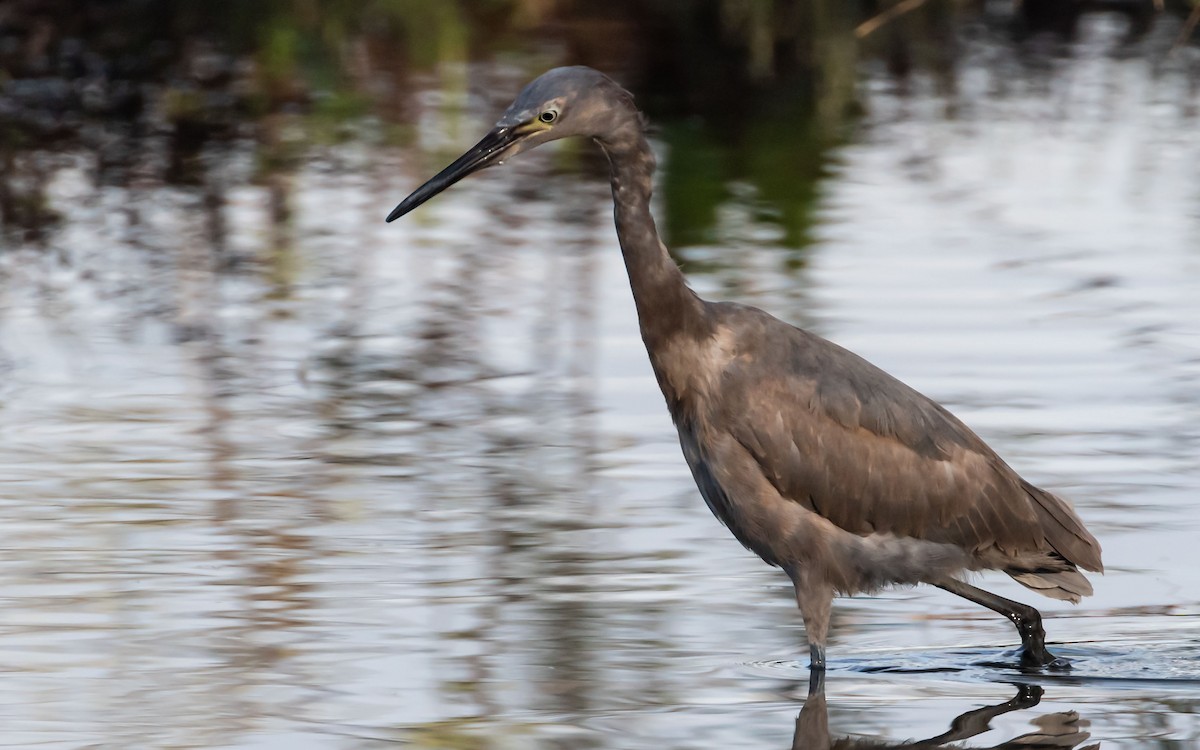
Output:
[{"xmin": 599, "ymin": 129, "xmax": 710, "ymax": 349}]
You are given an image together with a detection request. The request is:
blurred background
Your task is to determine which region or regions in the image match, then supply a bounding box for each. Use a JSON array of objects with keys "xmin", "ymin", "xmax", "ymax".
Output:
[{"xmin": 1, "ymin": 0, "xmax": 1200, "ymax": 747}]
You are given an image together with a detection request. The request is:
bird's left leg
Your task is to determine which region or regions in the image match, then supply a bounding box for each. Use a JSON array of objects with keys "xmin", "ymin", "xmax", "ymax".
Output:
[
  {"xmin": 788, "ymin": 567, "xmax": 834, "ymax": 670},
  {"xmin": 934, "ymin": 577, "xmax": 1067, "ymax": 668}
]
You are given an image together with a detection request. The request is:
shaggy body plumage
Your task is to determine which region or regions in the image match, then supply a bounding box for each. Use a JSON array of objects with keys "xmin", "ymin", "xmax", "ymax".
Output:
[{"xmin": 387, "ymin": 66, "xmax": 1103, "ymax": 669}]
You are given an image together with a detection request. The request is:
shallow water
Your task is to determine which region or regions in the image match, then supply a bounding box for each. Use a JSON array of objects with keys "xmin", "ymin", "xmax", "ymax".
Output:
[{"xmin": 1, "ymin": 8, "xmax": 1200, "ymax": 749}]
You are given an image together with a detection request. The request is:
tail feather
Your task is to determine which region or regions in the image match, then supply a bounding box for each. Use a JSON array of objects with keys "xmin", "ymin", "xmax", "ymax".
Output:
[
  {"xmin": 1004, "ymin": 482, "xmax": 1102, "ymax": 603},
  {"xmin": 1022, "ymin": 481, "xmax": 1104, "ymax": 573},
  {"xmin": 1009, "ymin": 569, "xmax": 1094, "ymax": 604}
]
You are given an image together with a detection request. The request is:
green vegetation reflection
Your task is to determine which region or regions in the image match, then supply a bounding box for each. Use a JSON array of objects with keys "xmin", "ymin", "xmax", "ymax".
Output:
[{"xmin": 660, "ymin": 96, "xmax": 843, "ymax": 272}]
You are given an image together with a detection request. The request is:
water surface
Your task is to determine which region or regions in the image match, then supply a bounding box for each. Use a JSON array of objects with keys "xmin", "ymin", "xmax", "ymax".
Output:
[{"xmin": 1, "ymin": 5, "xmax": 1199, "ymax": 748}]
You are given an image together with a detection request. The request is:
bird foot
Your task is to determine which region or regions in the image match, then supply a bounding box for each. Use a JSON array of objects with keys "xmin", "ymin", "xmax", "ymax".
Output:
[{"xmin": 1018, "ymin": 645, "xmax": 1071, "ymax": 670}]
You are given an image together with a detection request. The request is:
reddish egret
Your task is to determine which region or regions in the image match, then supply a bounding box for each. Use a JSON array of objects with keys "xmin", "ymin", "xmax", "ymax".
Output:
[{"xmin": 386, "ymin": 67, "xmax": 1103, "ymax": 670}]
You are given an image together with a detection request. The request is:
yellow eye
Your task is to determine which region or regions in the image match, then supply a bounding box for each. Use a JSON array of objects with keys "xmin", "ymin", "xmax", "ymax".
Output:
[{"xmin": 539, "ymin": 109, "xmax": 558, "ymax": 123}]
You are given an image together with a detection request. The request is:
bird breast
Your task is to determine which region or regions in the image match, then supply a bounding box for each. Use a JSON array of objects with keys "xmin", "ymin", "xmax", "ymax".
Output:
[{"xmin": 649, "ymin": 324, "xmax": 742, "ymax": 414}]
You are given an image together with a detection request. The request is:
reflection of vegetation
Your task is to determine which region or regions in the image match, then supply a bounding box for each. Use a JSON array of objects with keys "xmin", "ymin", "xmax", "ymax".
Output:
[
  {"xmin": 740, "ymin": 98, "xmax": 838, "ymax": 250},
  {"xmin": 2, "ymin": 0, "xmax": 1192, "ymax": 243},
  {"xmin": 660, "ymin": 123, "xmax": 728, "ymax": 249},
  {"xmin": 0, "ymin": 151, "xmax": 61, "ymax": 241},
  {"xmin": 660, "ymin": 92, "xmax": 841, "ymax": 257},
  {"xmin": 406, "ymin": 719, "xmax": 490, "ymax": 749},
  {"xmin": 648, "ymin": 2, "xmax": 863, "ymax": 261}
]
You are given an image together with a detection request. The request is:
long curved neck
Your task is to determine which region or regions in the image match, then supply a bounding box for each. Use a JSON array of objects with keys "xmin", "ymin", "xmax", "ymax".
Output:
[{"xmin": 598, "ymin": 127, "xmax": 711, "ymax": 349}]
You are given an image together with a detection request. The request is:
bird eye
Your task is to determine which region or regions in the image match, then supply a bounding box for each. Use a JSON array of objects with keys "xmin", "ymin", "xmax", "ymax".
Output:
[{"xmin": 539, "ymin": 109, "xmax": 558, "ymax": 124}]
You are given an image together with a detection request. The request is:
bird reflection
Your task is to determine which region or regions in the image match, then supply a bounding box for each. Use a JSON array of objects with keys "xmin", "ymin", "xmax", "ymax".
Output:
[{"xmin": 794, "ymin": 675, "xmax": 1097, "ymax": 749}]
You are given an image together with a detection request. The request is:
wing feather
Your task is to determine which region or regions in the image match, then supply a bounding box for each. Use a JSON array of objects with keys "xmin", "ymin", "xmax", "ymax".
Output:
[{"xmin": 709, "ymin": 307, "xmax": 1099, "ymax": 570}]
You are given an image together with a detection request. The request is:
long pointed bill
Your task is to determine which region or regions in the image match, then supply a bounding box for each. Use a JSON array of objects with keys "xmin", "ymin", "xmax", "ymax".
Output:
[{"xmin": 385, "ymin": 126, "xmax": 521, "ymax": 222}]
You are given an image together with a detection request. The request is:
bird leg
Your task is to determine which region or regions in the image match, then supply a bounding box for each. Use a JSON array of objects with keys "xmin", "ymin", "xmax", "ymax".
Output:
[
  {"xmin": 808, "ymin": 643, "xmax": 827, "ymax": 672},
  {"xmin": 934, "ymin": 577, "xmax": 1067, "ymax": 668},
  {"xmin": 789, "ymin": 568, "xmax": 834, "ymax": 670}
]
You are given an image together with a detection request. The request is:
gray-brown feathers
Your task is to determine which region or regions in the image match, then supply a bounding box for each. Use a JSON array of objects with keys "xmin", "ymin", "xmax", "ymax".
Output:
[
  {"xmin": 1010, "ymin": 569, "xmax": 1094, "ymax": 603},
  {"xmin": 663, "ymin": 302, "xmax": 1102, "ymax": 600}
]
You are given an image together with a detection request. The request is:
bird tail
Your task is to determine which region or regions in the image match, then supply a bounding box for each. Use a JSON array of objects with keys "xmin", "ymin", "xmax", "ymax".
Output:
[
  {"xmin": 1008, "ymin": 569, "xmax": 1093, "ymax": 603},
  {"xmin": 1005, "ymin": 481, "xmax": 1103, "ymax": 604},
  {"xmin": 1022, "ymin": 481, "xmax": 1104, "ymax": 573}
]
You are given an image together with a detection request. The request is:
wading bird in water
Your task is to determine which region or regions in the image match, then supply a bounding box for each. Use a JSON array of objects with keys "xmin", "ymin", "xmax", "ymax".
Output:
[{"xmin": 386, "ymin": 67, "xmax": 1103, "ymax": 670}]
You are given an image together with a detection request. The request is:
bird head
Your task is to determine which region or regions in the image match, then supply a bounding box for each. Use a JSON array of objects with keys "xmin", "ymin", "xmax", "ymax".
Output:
[{"xmin": 385, "ymin": 66, "xmax": 636, "ymax": 222}]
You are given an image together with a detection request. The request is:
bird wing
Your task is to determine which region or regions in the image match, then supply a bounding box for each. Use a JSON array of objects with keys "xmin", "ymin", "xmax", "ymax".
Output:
[{"xmin": 711, "ymin": 308, "xmax": 1100, "ymax": 569}]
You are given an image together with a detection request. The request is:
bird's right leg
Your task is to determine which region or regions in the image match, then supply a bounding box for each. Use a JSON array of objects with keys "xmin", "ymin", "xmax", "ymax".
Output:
[
  {"xmin": 934, "ymin": 577, "xmax": 1067, "ymax": 668},
  {"xmin": 789, "ymin": 567, "xmax": 834, "ymax": 671}
]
